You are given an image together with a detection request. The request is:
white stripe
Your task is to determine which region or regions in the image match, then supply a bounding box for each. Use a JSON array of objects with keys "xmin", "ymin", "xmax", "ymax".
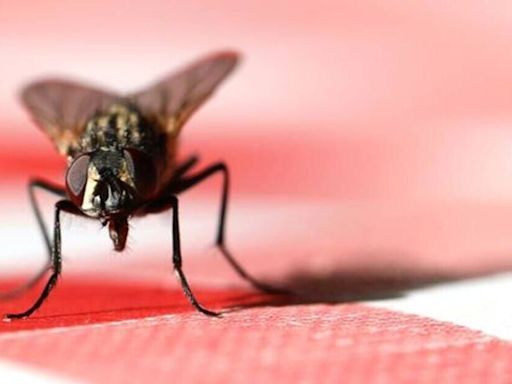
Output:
[
  {"xmin": 0, "ymin": 359, "xmax": 81, "ymax": 383},
  {"xmin": 368, "ymin": 272, "xmax": 512, "ymax": 341}
]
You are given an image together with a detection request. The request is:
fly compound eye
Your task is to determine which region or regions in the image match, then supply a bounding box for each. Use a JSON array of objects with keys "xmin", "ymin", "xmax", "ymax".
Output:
[
  {"xmin": 65, "ymin": 154, "xmax": 90, "ymax": 205},
  {"xmin": 123, "ymin": 149, "xmax": 157, "ymax": 198}
]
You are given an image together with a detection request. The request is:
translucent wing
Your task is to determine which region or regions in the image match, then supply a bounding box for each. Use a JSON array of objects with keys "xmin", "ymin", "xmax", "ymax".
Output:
[
  {"xmin": 130, "ymin": 51, "xmax": 239, "ymax": 136},
  {"xmin": 21, "ymin": 80, "xmax": 119, "ymax": 155}
]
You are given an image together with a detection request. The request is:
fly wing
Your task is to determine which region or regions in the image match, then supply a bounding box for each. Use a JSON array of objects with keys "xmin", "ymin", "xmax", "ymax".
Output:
[
  {"xmin": 21, "ymin": 80, "xmax": 119, "ymax": 156},
  {"xmin": 130, "ymin": 51, "xmax": 239, "ymax": 137}
]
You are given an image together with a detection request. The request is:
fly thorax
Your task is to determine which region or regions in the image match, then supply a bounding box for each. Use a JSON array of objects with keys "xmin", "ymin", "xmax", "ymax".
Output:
[{"xmin": 79, "ymin": 103, "xmax": 155, "ymax": 153}]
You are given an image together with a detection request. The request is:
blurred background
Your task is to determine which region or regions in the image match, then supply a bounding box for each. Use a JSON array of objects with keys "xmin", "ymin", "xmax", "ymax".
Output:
[{"xmin": 1, "ymin": 1, "xmax": 512, "ymax": 294}]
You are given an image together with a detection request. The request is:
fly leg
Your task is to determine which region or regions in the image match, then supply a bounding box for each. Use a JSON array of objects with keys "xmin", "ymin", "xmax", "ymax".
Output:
[
  {"xmin": 0, "ymin": 179, "xmax": 66, "ymax": 299},
  {"xmin": 142, "ymin": 194, "xmax": 219, "ymax": 315},
  {"xmin": 167, "ymin": 195, "xmax": 219, "ymax": 316},
  {"xmin": 174, "ymin": 162, "xmax": 289, "ymax": 294},
  {"xmin": 4, "ymin": 200, "xmax": 79, "ymax": 320},
  {"xmin": 172, "ymin": 155, "xmax": 199, "ymax": 181}
]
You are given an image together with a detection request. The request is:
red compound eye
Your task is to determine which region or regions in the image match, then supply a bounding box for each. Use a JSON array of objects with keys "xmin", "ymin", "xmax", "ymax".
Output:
[
  {"xmin": 65, "ymin": 154, "xmax": 90, "ymax": 206},
  {"xmin": 123, "ymin": 149, "xmax": 157, "ymax": 198}
]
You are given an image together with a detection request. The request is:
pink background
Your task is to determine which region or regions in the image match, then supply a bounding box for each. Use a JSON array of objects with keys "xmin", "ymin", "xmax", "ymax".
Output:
[{"xmin": 2, "ymin": 1, "xmax": 512, "ymax": 201}]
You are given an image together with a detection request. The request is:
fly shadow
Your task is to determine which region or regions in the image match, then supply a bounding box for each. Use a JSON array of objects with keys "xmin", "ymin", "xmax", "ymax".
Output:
[{"xmin": 224, "ymin": 251, "xmax": 512, "ymax": 311}]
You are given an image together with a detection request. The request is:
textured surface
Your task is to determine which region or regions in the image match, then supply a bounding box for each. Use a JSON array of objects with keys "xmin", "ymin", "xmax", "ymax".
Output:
[{"xmin": 0, "ymin": 281, "xmax": 511, "ymax": 384}]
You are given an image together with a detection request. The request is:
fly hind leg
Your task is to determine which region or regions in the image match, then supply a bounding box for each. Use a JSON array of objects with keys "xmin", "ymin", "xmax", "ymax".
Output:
[{"xmin": 173, "ymin": 162, "xmax": 289, "ymax": 294}]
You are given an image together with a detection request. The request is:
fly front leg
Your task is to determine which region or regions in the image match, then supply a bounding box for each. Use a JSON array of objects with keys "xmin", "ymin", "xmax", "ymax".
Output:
[
  {"xmin": 168, "ymin": 195, "xmax": 220, "ymax": 316},
  {"xmin": 0, "ymin": 179, "xmax": 66, "ymax": 300},
  {"xmin": 4, "ymin": 200, "xmax": 78, "ymax": 320}
]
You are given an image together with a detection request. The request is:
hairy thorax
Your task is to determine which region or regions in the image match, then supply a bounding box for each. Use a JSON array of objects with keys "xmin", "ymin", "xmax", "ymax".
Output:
[{"xmin": 78, "ymin": 103, "xmax": 159, "ymax": 155}]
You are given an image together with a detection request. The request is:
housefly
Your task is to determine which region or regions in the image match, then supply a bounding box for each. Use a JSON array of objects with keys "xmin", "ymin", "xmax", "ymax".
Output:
[{"xmin": 5, "ymin": 51, "xmax": 283, "ymax": 320}]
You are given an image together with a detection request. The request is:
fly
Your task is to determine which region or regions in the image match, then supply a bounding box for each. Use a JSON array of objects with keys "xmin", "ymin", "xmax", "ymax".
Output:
[{"xmin": 5, "ymin": 51, "xmax": 285, "ymax": 320}]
